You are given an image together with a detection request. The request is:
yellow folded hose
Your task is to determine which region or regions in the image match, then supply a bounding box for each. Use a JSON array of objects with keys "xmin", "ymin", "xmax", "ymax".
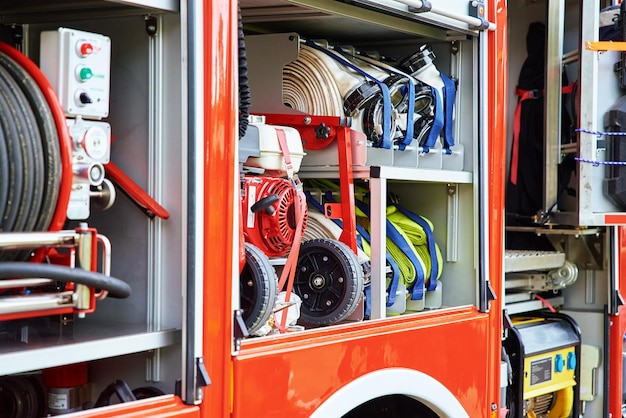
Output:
[
  {"xmin": 386, "ymin": 205, "xmax": 443, "ymax": 284},
  {"xmin": 305, "ymin": 178, "xmax": 443, "ymax": 289},
  {"xmin": 357, "ymin": 214, "xmax": 417, "ymax": 288}
]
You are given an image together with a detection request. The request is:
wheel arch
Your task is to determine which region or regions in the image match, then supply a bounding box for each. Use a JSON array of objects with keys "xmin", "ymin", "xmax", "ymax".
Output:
[{"xmin": 309, "ymin": 367, "xmax": 470, "ymax": 418}]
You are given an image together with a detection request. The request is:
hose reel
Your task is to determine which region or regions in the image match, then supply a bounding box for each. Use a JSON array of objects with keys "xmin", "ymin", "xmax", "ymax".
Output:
[{"xmin": 0, "ymin": 43, "xmax": 71, "ymax": 261}]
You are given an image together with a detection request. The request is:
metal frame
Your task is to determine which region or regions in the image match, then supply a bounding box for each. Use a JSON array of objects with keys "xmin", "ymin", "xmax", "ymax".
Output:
[{"xmin": 543, "ymin": 0, "xmax": 565, "ymax": 217}]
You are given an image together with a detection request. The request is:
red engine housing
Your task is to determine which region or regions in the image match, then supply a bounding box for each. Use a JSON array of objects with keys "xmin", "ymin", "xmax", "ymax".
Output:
[{"xmin": 241, "ymin": 176, "xmax": 307, "ymax": 257}]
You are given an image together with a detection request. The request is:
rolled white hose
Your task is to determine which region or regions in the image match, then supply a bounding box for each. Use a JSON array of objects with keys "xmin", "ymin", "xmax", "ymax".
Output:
[
  {"xmin": 283, "ymin": 44, "xmax": 403, "ymax": 145},
  {"xmin": 283, "ymin": 45, "xmax": 346, "ymax": 116}
]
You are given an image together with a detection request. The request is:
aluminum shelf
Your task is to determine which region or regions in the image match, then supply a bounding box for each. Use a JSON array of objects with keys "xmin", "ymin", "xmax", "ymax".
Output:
[
  {"xmin": 504, "ymin": 250, "xmax": 566, "ymax": 273},
  {"xmin": 0, "ymin": 320, "xmax": 181, "ymax": 375},
  {"xmin": 0, "ymin": 0, "xmax": 178, "ymax": 24},
  {"xmin": 299, "ymin": 165, "xmax": 473, "ymax": 184}
]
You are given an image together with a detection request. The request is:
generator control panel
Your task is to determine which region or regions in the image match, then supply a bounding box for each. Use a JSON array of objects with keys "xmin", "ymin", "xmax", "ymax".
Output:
[{"xmin": 40, "ymin": 27, "xmax": 111, "ymax": 119}]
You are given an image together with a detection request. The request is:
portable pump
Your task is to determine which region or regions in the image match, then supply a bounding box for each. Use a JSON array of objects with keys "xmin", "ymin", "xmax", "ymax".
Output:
[{"xmin": 239, "ymin": 119, "xmax": 307, "ymax": 257}]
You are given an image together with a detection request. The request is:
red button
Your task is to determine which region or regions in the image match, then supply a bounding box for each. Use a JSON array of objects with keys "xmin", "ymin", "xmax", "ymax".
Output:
[{"xmin": 79, "ymin": 42, "xmax": 94, "ymax": 56}]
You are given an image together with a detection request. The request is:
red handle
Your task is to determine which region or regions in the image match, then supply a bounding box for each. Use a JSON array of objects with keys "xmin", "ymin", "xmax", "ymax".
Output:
[{"xmin": 104, "ymin": 161, "xmax": 170, "ymax": 220}]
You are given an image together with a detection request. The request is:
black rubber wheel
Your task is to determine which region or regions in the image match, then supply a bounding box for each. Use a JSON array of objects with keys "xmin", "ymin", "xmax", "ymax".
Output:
[
  {"xmin": 295, "ymin": 238, "xmax": 363, "ymax": 326},
  {"xmin": 240, "ymin": 243, "xmax": 278, "ymax": 334},
  {"xmin": 132, "ymin": 386, "xmax": 165, "ymax": 400},
  {"xmin": 0, "ymin": 376, "xmax": 42, "ymax": 418}
]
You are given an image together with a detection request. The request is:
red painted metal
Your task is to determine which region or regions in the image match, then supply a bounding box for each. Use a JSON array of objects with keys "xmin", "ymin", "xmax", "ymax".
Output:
[
  {"xmin": 42, "ymin": 362, "xmax": 88, "ymax": 388},
  {"xmin": 605, "ymin": 214, "xmax": 626, "ymax": 225},
  {"xmin": 233, "ymin": 307, "xmax": 491, "ymax": 417},
  {"xmin": 200, "ymin": 0, "xmax": 238, "ymax": 416},
  {"xmin": 104, "ymin": 161, "xmax": 170, "ymax": 220},
  {"xmin": 60, "ymin": 395, "xmax": 199, "ymax": 417},
  {"xmin": 486, "ymin": 1, "xmax": 508, "ymax": 416},
  {"xmin": 0, "ymin": 306, "xmax": 75, "ymax": 322},
  {"xmin": 262, "ymin": 114, "xmax": 358, "ymax": 253},
  {"xmin": 609, "ymin": 227, "xmax": 626, "ymax": 417}
]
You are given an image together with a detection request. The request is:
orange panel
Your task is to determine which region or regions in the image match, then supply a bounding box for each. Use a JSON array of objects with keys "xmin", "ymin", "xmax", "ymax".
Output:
[
  {"xmin": 604, "ymin": 214, "xmax": 626, "ymax": 225},
  {"xmin": 201, "ymin": 0, "xmax": 238, "ymax": 417},
  {"xmin": 233, "ymin": 308, "xmax": 491, "ymax": 417},
  {"xmin": 61, "ymin": 395, "xmax": 198, "ymax": 418},
  {"xmin": 487, "ymin": 1, "xmax": 508, "ymax": 416}
]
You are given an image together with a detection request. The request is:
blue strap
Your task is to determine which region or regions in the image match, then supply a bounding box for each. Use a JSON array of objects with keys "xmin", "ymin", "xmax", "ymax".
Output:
[
  {"xmin": 322, "ymin": 192, "xmax": 399, "ymax": 307},
  {"xmin": 350, "ymin": 55, "xmax": 416, "ymax": 150},
  {"xmin": 305, "ymin": 40, "xmax": 392, "ymax": 149},
  {"xmin": 345, "ymin": 53, "xmax": 417, "ymax": 149},
  {"xmin": 441, "ymin": 72, "xmax": 456, "ymax": 153},
  {"xmin": 355, "ymin": 199, "xmax": 424, "ymax": 301},
  {"xmin": 392, "ymin": 204, "xmax": 439, "ymax": 292},
  {"xmin": 423, "ymin": 86, "xmax": 444, "ymax": 153}
]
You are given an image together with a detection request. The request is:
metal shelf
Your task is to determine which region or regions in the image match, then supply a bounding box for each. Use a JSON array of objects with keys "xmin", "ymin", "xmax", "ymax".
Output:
[
  {"xmin": 0, "ymin": 320, "xmax": 181, "ymax": 375},
  {"xmin": 504, "ymin": 250, "xmax": 566, "ymax": 273},
  {"xmin": 505, "ymin": 296, "xmax": 565, "ymax": 315},
  {"xmin": 300, "ymin": 165, "xmax": 473, "ymax": 183},
  {"xmin": 0, "ymin": 0, "xmax": 179, "ymax": 24}
]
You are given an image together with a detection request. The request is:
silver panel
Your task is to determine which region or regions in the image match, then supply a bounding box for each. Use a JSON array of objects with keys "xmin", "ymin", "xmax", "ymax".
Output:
[
  {"xmin": 107, "ymin": 0, "xmax": 178, "ymax": 11},
  {"xmin": 0, "ymin": 0, "xmax": 178, "ymax": 24},
  {"xmin": 504, "ymin": 250, "xmax": 566, "ymax": 273},
  {"xmin": 543, "ymin": 0, "xmax": 565, "ymax": 215},
  {"xmin": 1, "ymin": 327, "xmax": 181, "ymax": 375}
]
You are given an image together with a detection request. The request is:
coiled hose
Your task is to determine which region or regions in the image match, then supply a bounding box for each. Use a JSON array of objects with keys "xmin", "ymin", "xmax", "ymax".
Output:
[
  {"xmin": 238, "ymin": 3, "xmax": 251, "ymax": 139},
  {"xmin": 0, "ymin": 43, "xmax": 72, "ymax": 261},
  {"xmin": 283, "ymin": 45, "xmax": 345, "ymax": 116}
]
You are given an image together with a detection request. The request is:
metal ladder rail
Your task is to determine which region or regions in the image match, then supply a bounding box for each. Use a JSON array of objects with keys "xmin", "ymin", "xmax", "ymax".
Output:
[
  {"xmin": 543, "ymin": 0, "xmax": 566, "ymax": 222},
  {"xmin": 575, "ymin": 0, "xmax": 601, "ymax": 225}
]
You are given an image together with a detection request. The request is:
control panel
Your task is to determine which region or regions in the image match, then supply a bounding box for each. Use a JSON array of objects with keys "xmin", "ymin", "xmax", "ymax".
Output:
[{"xmin": 40, "ymin": 27, "xmax": 111, "ymax": 119}]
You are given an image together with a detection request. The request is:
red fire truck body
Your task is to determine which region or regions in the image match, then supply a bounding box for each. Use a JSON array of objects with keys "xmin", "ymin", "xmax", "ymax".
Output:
[{"xmin": 0, "ymin": 1, "xmax": 624, "ymax": 418}]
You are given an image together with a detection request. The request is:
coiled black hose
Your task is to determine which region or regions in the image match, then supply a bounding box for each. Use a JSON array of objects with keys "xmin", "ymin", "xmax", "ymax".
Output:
[
  {"xmin": 0, "ymin": 262, "xmax": 131, "ymax": 299},
  {"xmin": 238, "ymin": 3, "xmax": 251, "ymax": 139},
  {"xmin": 0, "ymin": 49, "xmax": 61, "ymax": 261}
]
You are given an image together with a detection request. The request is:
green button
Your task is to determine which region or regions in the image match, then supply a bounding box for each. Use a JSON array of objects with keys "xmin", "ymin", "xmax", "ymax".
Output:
[{"xmin": 79, "ymin": 67, "xmax": 93, "ymax": 81}]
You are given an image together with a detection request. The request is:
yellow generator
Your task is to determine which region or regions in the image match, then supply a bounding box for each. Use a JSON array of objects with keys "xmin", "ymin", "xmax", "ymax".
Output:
[{"xmin": 503, "ymin": 313, "xmax": 581, "ymax": 418}]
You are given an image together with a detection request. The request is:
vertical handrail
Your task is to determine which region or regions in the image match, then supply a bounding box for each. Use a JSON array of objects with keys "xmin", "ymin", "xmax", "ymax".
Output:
[
  {"xmin": 543, "ymin": 0, "xmax": 565, "ymax": 218},
  {"xmin": 576, "ymin": 0, "xmax": 600, "ymax": 225}
]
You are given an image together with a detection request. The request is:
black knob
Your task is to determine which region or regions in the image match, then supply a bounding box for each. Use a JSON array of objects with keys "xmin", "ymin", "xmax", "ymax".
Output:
[
  {"xmin": 315, "ymin": 123, "xmax": 331, "ymax": 139},
  {"xmin": 79, "ymin": 92, "xmax": 93, "ymax": 104}
]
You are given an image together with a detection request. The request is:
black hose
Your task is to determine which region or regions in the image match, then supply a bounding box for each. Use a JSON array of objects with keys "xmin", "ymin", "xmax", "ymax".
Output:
[
  {"xmin": 0, "ymin": 68, "xmax": 26, "ymax": 233},
  {"xmin": 0, "ymin": 262, "xmax": 131, "ymax": 299},
  {"xmin": 0, "ymin": 49, "xmax": 61, "ymax": 262},
  {"xmin": 0, "ymin": 52, "xmax": 60, "ymax": 232},
  {"xmin": 0, "ymin": 58, "xmax": 43, "ymax": 233},
  {"xmin": 238, "ymin": 3, "xmax": 250, "ymax": 139},
  {"xmin": 0, "ymin": 122, "xmax": 9, "ymax": 225}
]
